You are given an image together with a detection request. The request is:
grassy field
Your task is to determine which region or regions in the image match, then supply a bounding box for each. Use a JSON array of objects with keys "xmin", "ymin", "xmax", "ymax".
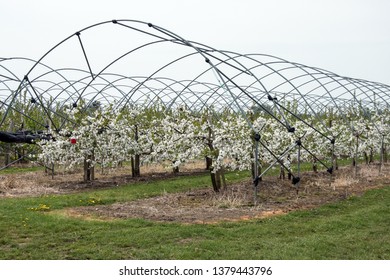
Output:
[{"xmin": 0, "ymin": 169, "xmax": 389, "ymax": 259}]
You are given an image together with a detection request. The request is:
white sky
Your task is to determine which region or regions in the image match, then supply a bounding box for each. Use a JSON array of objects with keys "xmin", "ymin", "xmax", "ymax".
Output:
[{"xmin": 1, "ymin": 0, "xmax": 390, "ymax": 84}]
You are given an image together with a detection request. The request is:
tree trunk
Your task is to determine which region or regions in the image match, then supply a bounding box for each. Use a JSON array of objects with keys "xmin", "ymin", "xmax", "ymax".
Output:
[
  {"xmin": 83, "ymin": 153, "xmax": 95, "ymax": 182},
  {"xmin": 131, "ymin": 155, "xmax": 141, "ymax": 177},
  {"xmin": 131, "ymin": 124, "xmax": 141, "ymax": 177},
  {"xmin": 279, "ymin": 161, "xmax": 285, "ymax": 180},
  {"xmin": 4, "ymin": 121, "xmax": 14, "ymax": 167},
  {"xmin": 205, "ymin": 156, "xmax": 212, "ymax": 170},
  {"xmin": 210, "ymin": 169, "xmax": 222, "ymax": 192},
  {"xmin": 4, "ymin": 143, "xmax": 11, "ymax": 167},
  {"xmin": 364, "ymin": 152, "xmax": 369, "ymax": 165},
  {"xmin": 215, "ymin": 170, "xmax": 222, "ymax": 192},
  {"xmin": 221, "ymin": 168, "xmax": 227, "ymax": 190},
  {"xmin": 208, "ymin": 157, "xmax": 222, "ymax": 192},
  {"xmin": 16, "ymin": 147, "xmax": 25, "ymax": 164},
  {"xmin": 354, "ymin": 135, "xmax": 359, "ymax": 177},
  {"xmin": 312, "ymin": 158, "xmax": 318, "ymax": 173},
  {"xmin": 172, "ymin": 161, "xmax": 179, "ymax": 174},
  {"xmin": 369, "ymin": 149, "xmax": 374, "ymax": 164}
]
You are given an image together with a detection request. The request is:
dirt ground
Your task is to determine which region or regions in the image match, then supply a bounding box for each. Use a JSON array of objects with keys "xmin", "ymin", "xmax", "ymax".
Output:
[{"xmin": 1, "ymin": 163, "xmax": 389, "ymax": 224}]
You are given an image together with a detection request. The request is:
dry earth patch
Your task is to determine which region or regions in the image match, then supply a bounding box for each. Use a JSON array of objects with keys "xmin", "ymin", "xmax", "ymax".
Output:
[{"xmin": 1, "ymin": 163, "xmax": 389, "ymax": 224}]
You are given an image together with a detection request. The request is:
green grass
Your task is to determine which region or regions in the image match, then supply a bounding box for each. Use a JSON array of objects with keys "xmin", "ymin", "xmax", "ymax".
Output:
[
  {"xmin": 0, "ymin": 170, "xmax": 389, "ymax": 259},
  {"xmin": 0, "ymin": 165, "xmax": 44, "ymax": 174}
]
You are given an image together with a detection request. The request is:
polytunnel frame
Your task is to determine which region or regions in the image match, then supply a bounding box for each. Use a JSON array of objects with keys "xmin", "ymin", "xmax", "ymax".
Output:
[
  {"xmin": 2, "ymin": 20, "xmax": 309, "ymax": 198},
  {"xmin": 0, "ymin": 58, "xmax": 76, "ymax": 169},
  {"xmin": 0, "ymin": 58, "xmax": 69, "ymax": 166},
  {"xmin": 1, "ymin": 67, "xmax": 209, "ymax": 170},
  {"xmin": 230, "ymin": 53, "xmax": 390, "ymax": 167},
  {"xmin": 197, "ymin": 52, "xmax": 334, "ymax": 138},
  {"xmin": 2, "ymin": 62, "xmax": 225, "ymax": 129},
  {"xmin": 165, "ymin": 50, "xmax": 342, "ymax": 189},
  {"xmin": 4, "ymin": 21, "xmax": 366, "ymax": 136},
  {"xmin": 139, "ymin": 43, "xmax": 313, "ymax": 190},
  {"xmin": 2, "ymin": 19, "xmax": 390, "ymax": 203},
  {"xmin": 0, "ymin": 58, "xmax": 145, "ymax": 168},
  {"xmin": 5, "ymin": 21, "xmax": 390, "ymax": 130},
  {"xmin": 0, "ymin": 57, "xmax": 92, "ymax": 129},
  {"xmin": 103, "ymin": 32, "xmax": 362, "ymax": 195}
]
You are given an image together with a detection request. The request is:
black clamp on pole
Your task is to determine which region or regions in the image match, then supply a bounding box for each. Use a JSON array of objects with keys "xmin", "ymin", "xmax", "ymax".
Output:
[
  {"xmin": 267, "ymin": 94, "xmax": 278, "ymax": 101},
  {"xmin": 292, "ymin": 176, "xmax": 300, "ymax": 185},
  {"xmin": 288, "ymin": 126, "xmax": 295, "ymax": 133}
]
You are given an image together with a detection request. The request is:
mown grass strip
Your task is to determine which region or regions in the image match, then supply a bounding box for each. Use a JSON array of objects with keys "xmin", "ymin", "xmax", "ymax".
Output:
[{"xmin": 0, "ymin": 170, "xmax": 389, "ymax": 259}]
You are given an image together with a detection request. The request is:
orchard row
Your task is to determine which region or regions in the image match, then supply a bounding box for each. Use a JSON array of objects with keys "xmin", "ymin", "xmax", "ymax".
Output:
[{"xmin": 37, "ymin": 102, "xmax": 390, "ymax": 191}]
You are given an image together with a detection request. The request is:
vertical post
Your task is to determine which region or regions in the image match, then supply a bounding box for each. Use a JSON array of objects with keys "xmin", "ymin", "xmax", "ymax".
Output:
[
  {"xmin": 297, "ymin": 146, "xmax": 301, "ymax": 186},
  {"xmin": 296, "ymin": 139, "xmax": 302, "ymax": 195},
  {"xmin": 253, "ymin": 133, "xmax": 261, "ymax": 206},
  {"xmin": 330, "ymin": 138, "xmax": 336, "ymax": 190},
  {"xmin": 354, "ymin": 134, "xmax": 359, "ymax": 178},
  {"xmin": 380, "ymin": 134, "xmax": 384, "ymax": 174}
]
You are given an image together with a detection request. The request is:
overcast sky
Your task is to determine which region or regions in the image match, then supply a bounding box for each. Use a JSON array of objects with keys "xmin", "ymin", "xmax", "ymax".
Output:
[{"xmin": 1, "ymin": 0, "xmax": 390, "ymax": 84}]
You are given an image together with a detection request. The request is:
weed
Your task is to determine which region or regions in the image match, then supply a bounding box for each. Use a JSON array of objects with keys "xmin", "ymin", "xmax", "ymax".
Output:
[{"xmin": 28, "ymin": 204, "xmax": 51, "ymax": 211}]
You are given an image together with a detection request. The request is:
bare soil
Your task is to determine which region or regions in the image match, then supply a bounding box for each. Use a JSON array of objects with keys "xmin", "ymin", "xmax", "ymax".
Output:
[
  {"xmin": 0, "ymin": 162, "xmax": 205, "ymax": 197},
  {"xmin": 1, "ymin": 163, "xmax": 389, "ymax": 224}
]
